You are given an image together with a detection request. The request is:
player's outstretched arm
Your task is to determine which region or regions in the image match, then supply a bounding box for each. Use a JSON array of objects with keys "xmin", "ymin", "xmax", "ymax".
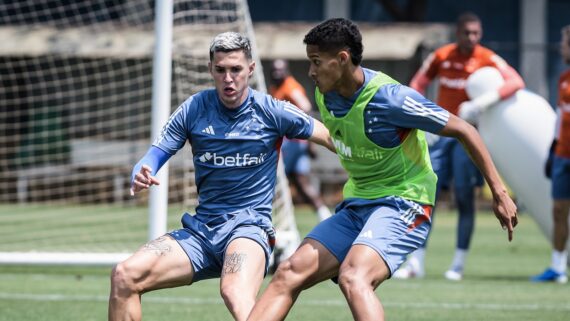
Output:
[
  {"xmin": 438, "ymin": 114, "xmax": 518, "ymax": 241},
  {"xmin": 130, "ymin": 146, "xmax": 171, "ymax": 195},
  {"xmin": 459, "ymin": 64, "xmax": 526, "ymax": 124},
  {"xmin": 409, "ymin": 52, "xmax": 435, "ymax": 95},
  {"xmin": 409, "ymin": 70, "xmax": 431, "ymax": 95},
  {"xmin": 289, "ymin": 89, "xmax": 313, "ymax": 114},
  {"xmin": 497, "ymin": 63, "xmax": 525, "ymax": 100},
  {"xmin": 308, "ymin": 119, "xmax": 335, "ymax": 153}
]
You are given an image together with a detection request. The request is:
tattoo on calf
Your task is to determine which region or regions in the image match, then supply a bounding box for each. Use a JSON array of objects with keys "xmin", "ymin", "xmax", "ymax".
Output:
[
  {"xmin": 142, "ymin": 236, "xmax": 172, "ymax": 256},
  {"xmin": 222, "ymin": 252, "xmax": 246, "ymax": 275}
]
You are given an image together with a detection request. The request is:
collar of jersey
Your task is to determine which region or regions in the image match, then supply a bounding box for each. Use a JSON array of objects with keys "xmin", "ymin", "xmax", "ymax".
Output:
[
  {"xmin": 216, "ymin": 87, "xmax": 254, "ymax": 120},
  {"xmin": 324, "ymin": 68, "xmax": 373, "ymax": 117}
]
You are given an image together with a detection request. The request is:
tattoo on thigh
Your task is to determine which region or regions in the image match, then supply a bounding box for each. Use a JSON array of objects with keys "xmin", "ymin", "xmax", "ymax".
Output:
[
  {"xmin": 142, "ymin": 236, "xmax": 172, "ymax": 256},
  {"xmin": 222, "ymin": 252, "xmax": 246, "ymax": 275}
]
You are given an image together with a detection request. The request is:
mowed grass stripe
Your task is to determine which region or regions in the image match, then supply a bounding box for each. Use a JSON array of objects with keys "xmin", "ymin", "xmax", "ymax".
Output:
[{"xmin": 1, "ymin": 292, "xmax": 569, "ymax": 312}]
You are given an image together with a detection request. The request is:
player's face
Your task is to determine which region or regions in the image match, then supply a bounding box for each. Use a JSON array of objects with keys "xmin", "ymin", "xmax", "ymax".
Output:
[
  {"xmin": 561, "ymin": 31, "xmax": 570, "ymax": 64},
  {"xmin": 270, "ymin": 59, "xmax": 287, "ymax": 85},
  {"xmin": 209, "ymin": 50, "xmax": 254, "ymax": 109},
  {"xmin": 456, "ymin": 21, "xmax": 482, "ymax": 53},
  {"xmin": 306, "ymin": 44, "xmax": 343, "ymax": 93}
]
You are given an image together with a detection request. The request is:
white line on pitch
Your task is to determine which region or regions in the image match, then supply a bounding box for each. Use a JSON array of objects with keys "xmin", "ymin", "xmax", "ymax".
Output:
[{"xmin": 0, "ymin": 292, "xmax": 569, "ymax": 312}]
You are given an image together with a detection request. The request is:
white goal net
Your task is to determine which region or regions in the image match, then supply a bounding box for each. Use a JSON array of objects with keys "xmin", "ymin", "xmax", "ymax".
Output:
[{"xmin": 0, "ymin": 0, "xmax": 299, "ymax": 265}]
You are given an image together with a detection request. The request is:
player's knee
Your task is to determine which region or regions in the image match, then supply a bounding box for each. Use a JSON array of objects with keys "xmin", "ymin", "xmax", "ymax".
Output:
[
  {"xmin": 338, "ymin": 264, "xmax": 382, "ymax": 293},
  {"xmin": 110, "ymin": 261, "xmax": 142, "ymax": 295},
  {"xmin": 220, "ymin": 284, "xmax": 254, "ymax": 308},
  {"xmin": 337, "ymin": 265, "xmax": 363, "ymax": 292},
  {"xmin": 273, "ymin": 259, "xmax": 295, "ymax": 281},
  {"xmin": 273, "ymin": 258, "xmax": 305, "ymax": 289}
]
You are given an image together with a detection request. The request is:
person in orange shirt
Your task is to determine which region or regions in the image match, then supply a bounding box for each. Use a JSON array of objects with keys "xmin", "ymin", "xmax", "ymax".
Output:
[
  {"xmin": 269, "ymin": 59, "xmax": 332, "ymax": 222},
  {"xmin": 394, "ymin": 12, "xmax": 525, "ymax": 281},
  {"xmin": 531, "ymin": 25, "xmax": 570, "ymax": 284}
]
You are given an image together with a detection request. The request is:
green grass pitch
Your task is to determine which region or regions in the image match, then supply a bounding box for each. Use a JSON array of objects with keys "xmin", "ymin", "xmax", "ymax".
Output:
[{"xmin": 0, "ymin": 205, "xmax": 569, "ymax": 321}]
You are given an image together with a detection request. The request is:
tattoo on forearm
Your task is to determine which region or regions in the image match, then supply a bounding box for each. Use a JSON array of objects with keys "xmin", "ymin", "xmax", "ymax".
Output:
[
  {"xmin": 222, "ymin": 252, "xmax": 246, "ymax": 275},
  {"xmin": 142, "ymin": 236, "xmax": 172, "ymax": 256}
]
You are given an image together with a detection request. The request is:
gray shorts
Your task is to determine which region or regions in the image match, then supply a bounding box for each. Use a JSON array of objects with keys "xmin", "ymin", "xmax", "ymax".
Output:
[
  {"xmin": 169, "ymin": 210, "xmax": 275, "ymax": 282},
  {"xmin": 306, "ymin": 196, "xmax": 432, "ymax": 277}
]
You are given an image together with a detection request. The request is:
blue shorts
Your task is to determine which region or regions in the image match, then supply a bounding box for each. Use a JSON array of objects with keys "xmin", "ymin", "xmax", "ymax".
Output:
[
  {"xmin": 168, "ymin": 210, "xmax": 275, "ymax": 282},
  {"xmin": 429, "ymin": 136, "xmax": 483, "ymax": 189},
  {"xmin": 282, "ymin": 139, "xmax": 311, "ymax": 175},
  {"xmin": 306, "ymin": 196, "xmax": 432, "ymax": 277},
  {"xmin": 552, "ymin": 155, "xmax": 570, "ymax": 199}
]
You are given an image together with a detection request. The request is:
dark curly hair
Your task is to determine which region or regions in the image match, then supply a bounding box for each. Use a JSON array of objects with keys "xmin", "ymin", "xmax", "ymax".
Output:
[{"xmin": 303, "ymin": 18, "xmax": 363, "ymax": 66}]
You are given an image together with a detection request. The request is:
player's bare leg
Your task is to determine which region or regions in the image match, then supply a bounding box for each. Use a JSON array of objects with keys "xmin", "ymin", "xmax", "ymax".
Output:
[
  {"xmin": 532, "ymin": 199, "xmax": 570, "ymax": 283},
  {"xmin": 108, "ymin": 235, "xmax": 193, "ymax": 321},
  {"xmin": 220, "ymin": 238, "xmax": 267, "ymax": 321},
  {"xmin": 553, "ymin": 200, "xmax": 570, "ymax": 252},
  {"xmin": 338, "ymin": 244, "xmax": 390, "ymax": 321},
  {"xmin": 290, "ymin": 173, "xmax": 331, "ymax": 221},
  {"xmin": 247, "ymin": 239, "xmax": 338, "ymax": 321}
]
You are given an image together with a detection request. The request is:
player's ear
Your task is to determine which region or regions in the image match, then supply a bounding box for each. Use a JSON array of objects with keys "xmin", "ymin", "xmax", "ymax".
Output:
[
  {"xmin": 248, "ymin": 60, "xmax": 255, "ymax": 77},
  {"xmin": 208, "ymin": 61, "xmax": 212, "ymax": 73},
  {"xmin": 338, "ymin": 50, "xmax": 350, "ymax": 66}
]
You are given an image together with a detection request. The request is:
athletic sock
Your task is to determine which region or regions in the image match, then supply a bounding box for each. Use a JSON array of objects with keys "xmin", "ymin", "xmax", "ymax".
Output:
[
  {"xmin": 450, "ymin": 249, "xmax": 468, "ymax": 272},
  {"xmin": 317, "ymin": 206, "xmax": 332, "ymax": 221},
  {"xmin": 551, "ymin": 250, "xmax": 568, "ymax": 274}
]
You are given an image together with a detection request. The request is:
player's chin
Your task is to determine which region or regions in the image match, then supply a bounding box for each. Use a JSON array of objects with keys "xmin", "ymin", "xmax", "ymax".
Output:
[
  {"xmin": 316, "ymin": 83, "xmax": 331, "ymax": 93},
  {"xmin": 221, "ymin": 96, "xmax": 240, "ymax": 109}
]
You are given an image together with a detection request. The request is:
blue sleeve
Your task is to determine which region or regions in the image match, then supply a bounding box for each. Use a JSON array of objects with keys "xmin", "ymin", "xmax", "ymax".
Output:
[
  {"xmin": 276, "ymin": 100, "xmax": 315, "ymax": 139},
  {"xmin": 131, "ymin": 146, "xmax": 172, "ymax": 184},
  {"xmin": 383, "ymin": 84, "xmax": 449, "ymax": 134},
  {"xmin": 152, "ymin": 97, "xmax": 193, "ymax": 154}
]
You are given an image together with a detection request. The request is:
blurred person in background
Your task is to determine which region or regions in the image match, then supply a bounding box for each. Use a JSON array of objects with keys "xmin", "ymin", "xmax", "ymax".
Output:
[
  {"xmin": 269, "ymin": 59, "xmax": 332, "ymax": 222},
  {"xmin": 531, "ymin": 25, "xmax": 570, "ymax": 284},
  {"xmin": 394, "ymin": 12, "xmax": 525, "ymax": 281}
]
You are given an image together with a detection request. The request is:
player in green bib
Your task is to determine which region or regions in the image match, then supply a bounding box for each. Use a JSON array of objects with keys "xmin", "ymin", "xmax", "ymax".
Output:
[{"xmin": 247, "ymin": 18, "xmax": 518, "ymax": 321}]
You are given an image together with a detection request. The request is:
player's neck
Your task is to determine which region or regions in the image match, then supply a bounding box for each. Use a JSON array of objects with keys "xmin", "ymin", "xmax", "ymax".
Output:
[
  {"xmin": 336, "ymin": 66, "xmax": 365, "ymax": 98},
  {"xmin": 457, "ymin": 45, "xmax": 476, "ymax": 56}
]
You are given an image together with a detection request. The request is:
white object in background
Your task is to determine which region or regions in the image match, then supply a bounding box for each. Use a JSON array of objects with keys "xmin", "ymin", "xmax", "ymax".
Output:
[{"xmin": 466, "ymin": 67, "xmax": 567, "ymax": 249}]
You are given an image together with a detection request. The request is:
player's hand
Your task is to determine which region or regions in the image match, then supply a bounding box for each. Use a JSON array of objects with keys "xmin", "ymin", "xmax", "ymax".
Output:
[
  {"xmin": 130, "ymin": 165, "xmax": 160, "ymax": 196},
  {"xmin": 307, "ymin": 142, "xmax": 317, "ymax": 159},
  {"xmin": 458, "ymin": 101, "xmax": 482, "ymax": 125},
  {"xmin": 492, "ymin": 190, "xmax": 518, "ymax": 242},
  {"xmin": 544, "ymin": 139, "xmax": 557, "ymax": 179},
  {"xmin": 544, "ymin": 153, "xmax": 554, "ymax": 179}
]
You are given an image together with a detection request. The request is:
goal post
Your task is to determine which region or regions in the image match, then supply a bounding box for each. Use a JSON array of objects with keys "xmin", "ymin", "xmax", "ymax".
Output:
[
  {"xmin": 149, "ymin": 0, "xmax": 173, "ymax": 241},
  {"xmin": 0, "ymin": 0, "xmax": 300, "ymax": 266}
]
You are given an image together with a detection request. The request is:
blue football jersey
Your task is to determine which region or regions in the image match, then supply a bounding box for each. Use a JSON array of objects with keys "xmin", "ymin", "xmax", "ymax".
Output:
[
  {"xmin": 323, "ymin": 68, "xmax": 450, "ymax": 148},
  {"xmin": 153, "ymin": 88, "xmax": 314, "ymax": 222}
]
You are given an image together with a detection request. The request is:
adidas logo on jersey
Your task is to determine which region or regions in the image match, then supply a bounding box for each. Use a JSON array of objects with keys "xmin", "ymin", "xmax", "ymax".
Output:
[{"xmin": 201, "ymin": 125, "xmax": 215, "ymax": 135}]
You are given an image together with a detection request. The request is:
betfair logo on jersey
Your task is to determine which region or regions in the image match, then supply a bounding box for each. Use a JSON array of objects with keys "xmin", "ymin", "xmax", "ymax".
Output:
[
  {"xmin": 198, "ymin": 152, "xmax": 267, "ymax": 167},
  {"xmin": 332, "ymin": 138, "xmax": 352, "ymax": 158}
]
